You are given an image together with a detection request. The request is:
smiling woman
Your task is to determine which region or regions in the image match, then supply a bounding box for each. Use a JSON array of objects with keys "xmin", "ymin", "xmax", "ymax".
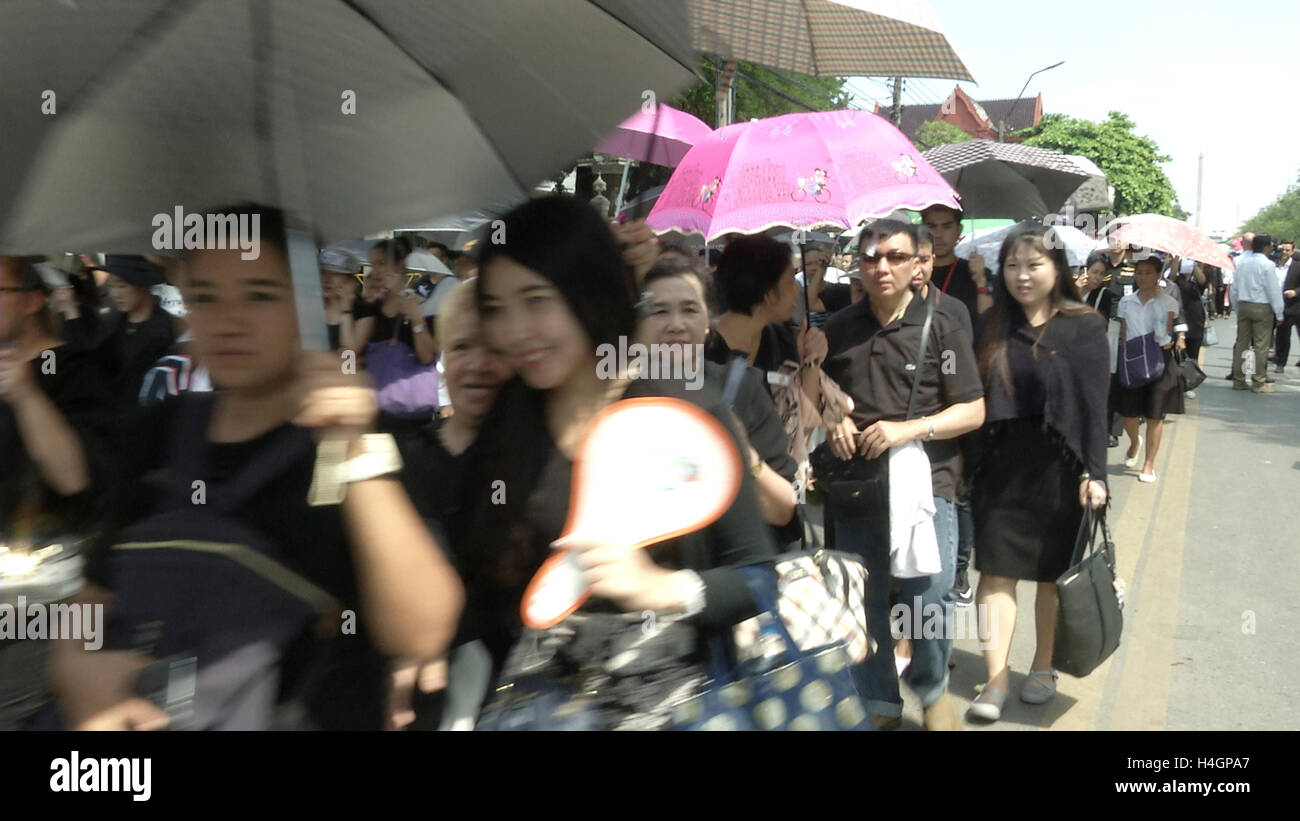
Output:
[{"xmin": 454, "ymin": 195, "xmax": 777, "ymax": 730}]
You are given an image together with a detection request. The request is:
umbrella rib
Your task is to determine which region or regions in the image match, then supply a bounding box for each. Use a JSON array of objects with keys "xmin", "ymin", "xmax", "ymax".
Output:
[
  {"xmin": 802, "ymin": 0, "xmax": 820, "ymax": 77},
  {"xmin": 335, "ymin": 0, "xmax": 530, "ymax": 194},
  {"xmin": 52, "ymin": 0, "xmax": 206, "ymax": 116}
]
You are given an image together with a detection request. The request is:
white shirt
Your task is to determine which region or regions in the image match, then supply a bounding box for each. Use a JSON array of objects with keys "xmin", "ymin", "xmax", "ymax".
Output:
[
  {"xmin": 1117, "ymin": 290, "xmax": 1180, "ymax": 346},
  {"xmin": 1230, "ymin": 251, "xmax": 1285, "ymax": 319},
  {"xmin": 1277, "ymin": 258, "xmax": 1292, "ymax": 289}
]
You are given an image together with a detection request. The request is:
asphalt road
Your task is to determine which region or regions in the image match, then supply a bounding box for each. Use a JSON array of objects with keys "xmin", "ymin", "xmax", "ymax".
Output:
[{"xmin": 895, "ymin": 315, "xmax": 1300, "ymax": 731}]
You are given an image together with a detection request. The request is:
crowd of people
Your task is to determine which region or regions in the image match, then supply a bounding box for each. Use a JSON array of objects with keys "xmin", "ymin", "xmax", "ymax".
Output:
[{"xmin": 0, "ymin": 194, "xmax": 1267, "ymax": 732}]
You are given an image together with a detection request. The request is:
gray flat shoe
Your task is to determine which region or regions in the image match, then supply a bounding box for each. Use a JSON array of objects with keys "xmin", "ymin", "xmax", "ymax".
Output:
[{"xmin": 1020, "ymin": 669, "xmax": 1059, "ymax": 705}]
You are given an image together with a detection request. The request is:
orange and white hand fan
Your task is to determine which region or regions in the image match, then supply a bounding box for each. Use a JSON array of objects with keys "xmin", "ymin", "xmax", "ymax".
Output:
[{"xmin": 520, "ymin": 397, "xmax": 742, "ymax": 630}]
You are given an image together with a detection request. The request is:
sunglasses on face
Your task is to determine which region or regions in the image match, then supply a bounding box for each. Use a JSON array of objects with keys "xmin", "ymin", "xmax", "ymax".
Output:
[{"xmin": 859, "ymin": 251, "xmax": 915, "ymax": 267}]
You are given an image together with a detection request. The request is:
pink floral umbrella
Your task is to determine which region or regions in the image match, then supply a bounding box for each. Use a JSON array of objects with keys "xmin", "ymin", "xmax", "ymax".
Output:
[
  {"xmin": 1107, "ymin": 215, "xmax": 1235, "ymax": 272},
  {"xmin": 593, "ymin": 104, "xmax": 713, "ymax": 168},
  {"xmin": 645, "ymin": 109, "xmax": 959, "ymax": 241}
]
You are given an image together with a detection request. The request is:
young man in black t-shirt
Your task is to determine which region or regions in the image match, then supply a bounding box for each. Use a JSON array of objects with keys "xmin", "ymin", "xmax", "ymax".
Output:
[{"xmin": 921, "ymin": 204, "xmax": 992, "ymax": 321}]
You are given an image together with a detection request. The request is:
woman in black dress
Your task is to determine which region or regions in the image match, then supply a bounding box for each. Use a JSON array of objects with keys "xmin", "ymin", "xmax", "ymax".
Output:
[
  {"xmin": 454, "ymin": 196, "xmax": 776, "ymax": 729},
  {"xmin": 966, "ymin": 224, "xmax": 1110, "ymax": 723}
]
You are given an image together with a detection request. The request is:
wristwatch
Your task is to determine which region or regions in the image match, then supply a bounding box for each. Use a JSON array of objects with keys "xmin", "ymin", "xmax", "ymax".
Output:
[
  {"xmin": 411, "ymin": 322, "xmax": 426, "ymax": 334},
  {"xmin": 673, "ymin": 570, "xmax": 707, "ymax": 618},
  {"xmin": 976, "ymin": 285, "xmax": 992, "ymax": 295},
  {"xmin": 307, "ymin": 434, "xmax": 403, "ymax": 506}
]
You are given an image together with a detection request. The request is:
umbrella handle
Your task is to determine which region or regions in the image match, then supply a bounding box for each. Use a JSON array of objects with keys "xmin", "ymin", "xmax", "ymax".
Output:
[
  {"xmin": 799, "ymin": 241, "xmax": 811, "ymax": 331},
  {"xmin": 288, "ymin": 229, "xmax": 329, "ymax": 351}
]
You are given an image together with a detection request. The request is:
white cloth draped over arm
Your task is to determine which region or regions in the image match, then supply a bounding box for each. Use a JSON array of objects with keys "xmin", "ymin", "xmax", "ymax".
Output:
[{"xmin": 888, "ymin": 440, "xmax": 940, "ymax": 578}]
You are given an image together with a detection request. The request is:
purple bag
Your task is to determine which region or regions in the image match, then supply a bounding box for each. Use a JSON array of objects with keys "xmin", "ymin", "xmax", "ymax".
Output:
[
  {"xmin": 365, "ymin": 339, "xmax": 441, "ymax": 419},
  {"xmin": 1118, "ymin": 332, "xmax": 1164, "ymax": 389}
]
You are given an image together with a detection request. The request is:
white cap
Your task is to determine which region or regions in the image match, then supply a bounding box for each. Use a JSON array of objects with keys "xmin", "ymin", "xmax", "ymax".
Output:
[{"xmin": 405, "ymin": 249, "xmax": 453, "ymax": 277}]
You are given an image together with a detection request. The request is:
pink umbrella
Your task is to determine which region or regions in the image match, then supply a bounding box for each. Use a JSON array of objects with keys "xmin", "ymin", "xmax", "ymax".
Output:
[
  {"xmin": 593, "ymin": 104, "xmax": 713, "ymax": 168},
  {"xmin": 1107, "ymin": 215, "xmax": 1235, "ymax": 272},
  {"xmin": 645, "ymin": 109, "xmax": 959, "ymax": 241}
]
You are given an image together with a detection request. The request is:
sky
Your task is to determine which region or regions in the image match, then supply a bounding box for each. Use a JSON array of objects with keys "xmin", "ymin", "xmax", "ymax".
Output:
[{"xmin": 840, "ymin": 0, "xmax": 1299, "ymax": 236}]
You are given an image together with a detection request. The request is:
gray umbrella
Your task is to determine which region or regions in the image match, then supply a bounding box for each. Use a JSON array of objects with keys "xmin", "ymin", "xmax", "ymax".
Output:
[
  {"xmin": 1, "ymin": 0, "xmax": 695, "ymax": 347},
  {"xmin": 0, "ymin": 0, "xmax": 695, "ymax": 250},
  {"xmin": 921, "ymin": 140, "xmax": 1093, "ymax": 220}
]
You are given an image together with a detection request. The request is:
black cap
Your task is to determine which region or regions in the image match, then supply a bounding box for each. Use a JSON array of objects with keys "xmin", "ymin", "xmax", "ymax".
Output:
[{"xmin": 93, "ymin": 255, "xmax": 165, "ymax": 288}]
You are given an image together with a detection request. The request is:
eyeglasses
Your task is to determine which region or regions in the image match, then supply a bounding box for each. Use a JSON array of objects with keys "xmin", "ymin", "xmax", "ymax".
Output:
[{"xmin": 858, "ymin": 251, "xmax": 916, "ymax": 267}]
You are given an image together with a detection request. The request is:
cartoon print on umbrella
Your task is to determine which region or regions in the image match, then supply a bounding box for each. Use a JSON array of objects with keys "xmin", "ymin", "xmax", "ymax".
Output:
[
  {"xmin": 792, "ymin": 168, "xmax": 830, "ymax": 202},
  {"xmin": 696, "ymin": 176, "xmax": 723, "ymax": 207},
  {"xmin": 892, "ymin": 153, "xmax": 927, "ymax": 184}
]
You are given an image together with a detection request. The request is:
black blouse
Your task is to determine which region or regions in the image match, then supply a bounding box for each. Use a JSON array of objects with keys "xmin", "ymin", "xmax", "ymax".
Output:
[
  {"xmin": 972, "ymin": 308, "xmax": 1111, "ymax": 482},
  {"xmin": 452, "ymin": 376, "xmax": 778, "ymax": 668}
]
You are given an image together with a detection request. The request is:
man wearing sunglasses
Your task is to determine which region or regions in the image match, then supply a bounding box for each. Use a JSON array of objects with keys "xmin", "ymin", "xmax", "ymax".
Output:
[{"xmin": 807, "ymin": 220, "xmax": 986, "ymax": 732}]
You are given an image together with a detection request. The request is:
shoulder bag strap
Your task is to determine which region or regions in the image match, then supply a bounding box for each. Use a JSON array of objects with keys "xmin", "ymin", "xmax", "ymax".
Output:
[
  {"xmin": 904, "ymin": 299, "xmax": 937, "ymax": 421},
  {"xmin": 721, "ymin": 353, "xmax": 748, "ymax": 407}
]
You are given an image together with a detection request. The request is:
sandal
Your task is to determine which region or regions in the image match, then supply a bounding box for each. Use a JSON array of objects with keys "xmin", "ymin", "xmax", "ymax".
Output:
[
  {"xmin": 1020, "ymin": 669, "xmax": 1059, "ymax": 705},
  {"xmin": 966, "ymin": 681, "xmax": 1007, "ymax": 722}
]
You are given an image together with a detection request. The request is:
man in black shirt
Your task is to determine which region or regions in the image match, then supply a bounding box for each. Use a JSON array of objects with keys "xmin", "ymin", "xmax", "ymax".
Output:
[
  {"xmin": 93, "ymin": 256, "xmax": 178, "ymax": 409},
  {"xmin": 811, "ymin": 220, "xmax": 986, "ymax": 732},
  {"xmin": 922, "ymin": 204, "xmax": 991, "ymax": 320}
]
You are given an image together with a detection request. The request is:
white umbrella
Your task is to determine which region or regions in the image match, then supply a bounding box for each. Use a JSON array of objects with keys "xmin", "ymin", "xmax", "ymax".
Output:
[{"xmin": 956, "ymin": 223, "xmax": 1105, "ymax": 274}]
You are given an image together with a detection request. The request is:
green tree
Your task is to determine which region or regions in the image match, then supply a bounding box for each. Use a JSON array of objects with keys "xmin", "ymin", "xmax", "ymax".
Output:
[
  {"xmin": 912, "ymin": 120, "xmax": 973, "ymax": 151},
  {"xmin": 1241, "ymin": 174, "xmax": 1300, "ymax": 239},
  {"xmin": 669, "ymin": 57, "xmax": 852, "ymax": 127},
  {"xmin": 1013, "ymin": 111, "xmax": 1180, "ymax": 217}
]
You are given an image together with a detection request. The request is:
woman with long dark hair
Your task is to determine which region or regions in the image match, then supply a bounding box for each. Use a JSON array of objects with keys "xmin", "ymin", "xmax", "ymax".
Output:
[
  {"xmin": 454, "ymin": 196, "xmax": 775, "ymax": 729},
  {"xmin": 966, "ymin": 224, "xmax": 1110, "ymax": 723}
]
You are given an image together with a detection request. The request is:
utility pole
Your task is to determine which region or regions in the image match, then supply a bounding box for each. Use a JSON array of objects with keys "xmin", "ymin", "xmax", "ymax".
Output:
[
  {"xmin": 1195, "ymin": 152, "xmax": 1204, "ymax": 230},
  {"xmin": 890, "ymin": 76, "xmax": 904, "ymax": 126},
  {"xmin": 714, "ymin": 57, "xmax": 738, "ymax": 128}
]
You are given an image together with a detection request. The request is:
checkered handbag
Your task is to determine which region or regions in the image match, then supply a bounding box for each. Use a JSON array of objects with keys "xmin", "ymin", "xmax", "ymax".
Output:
[{"xmin": 733, "ymin": 549, "xmax": 869, "ymax": 664}]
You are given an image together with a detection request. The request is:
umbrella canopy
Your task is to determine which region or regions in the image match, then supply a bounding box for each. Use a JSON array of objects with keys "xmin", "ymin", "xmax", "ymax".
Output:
[
  {"xmin": 1061, "ymin": 154, "xmax": 1113, "ymax": 212},
  {"xmin": 956, "ymin": 222, "xmax": 1106, "ymax": 274},
  {"xmin": 688, "ymin": 0, "xmax": 973, "ymax": 80},
  {"xmin": 1106, "ymin": 215, "xmax": 1235, "ymax": 272},
  {"xmin": 0, "ymin": 0, "xmax": 697, "ymax": 254},
  {"xmin": 646, "ymin": 109, "xmax": 959, "ymax": 241},
  {"xmin": 922, "ymin": 140, "xmax": 1094, "ymax": 220},
  {"xmin": 594, "ymin": 104, "xmax": 713, "ymax": 167}
]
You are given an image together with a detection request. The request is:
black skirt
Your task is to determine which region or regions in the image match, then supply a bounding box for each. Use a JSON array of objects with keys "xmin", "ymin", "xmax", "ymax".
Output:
[
  {"xmin": 972, "ymin": 417, "xmax": 1085, "ymax": 583},
  {"xmin": 1113, "ymin": 347, "xmax": 1184, "ymax": 420}
]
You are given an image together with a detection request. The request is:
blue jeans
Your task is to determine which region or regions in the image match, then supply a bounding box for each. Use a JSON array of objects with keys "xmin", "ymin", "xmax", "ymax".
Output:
[{"xmin": 835, "ymin": 497, "xmax": 958, "ymax": 718}]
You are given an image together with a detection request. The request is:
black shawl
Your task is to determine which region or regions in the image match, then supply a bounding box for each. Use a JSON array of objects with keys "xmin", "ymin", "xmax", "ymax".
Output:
[{"xmin": 971, "ymin": 307, "xmax": 1111, "ymax": 483}]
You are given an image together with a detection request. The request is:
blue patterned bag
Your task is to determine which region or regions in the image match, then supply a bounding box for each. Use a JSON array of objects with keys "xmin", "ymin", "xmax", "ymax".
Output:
[{"xmin": 671, "ymin": 567, "xmax": 869, "ymax": 731}]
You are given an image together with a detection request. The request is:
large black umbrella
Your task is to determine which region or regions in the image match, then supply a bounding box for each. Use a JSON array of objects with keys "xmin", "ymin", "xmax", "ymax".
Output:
[
  {"xmin": 0, "ymin": 0, "xmax": 696, "ymax": 270},
  {"xmin": 922, "ymin": 140, "xmax": 1093, "ymax": 220}
]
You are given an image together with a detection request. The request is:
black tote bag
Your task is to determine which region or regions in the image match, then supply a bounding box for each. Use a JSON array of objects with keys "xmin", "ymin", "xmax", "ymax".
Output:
[{"xmin": 1053, "ymin": 506, "xmax": 1124, "ymax": 678}]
